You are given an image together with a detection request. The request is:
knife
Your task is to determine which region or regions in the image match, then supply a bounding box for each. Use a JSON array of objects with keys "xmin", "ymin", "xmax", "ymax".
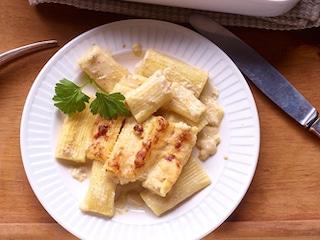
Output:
[{"xmin": 189, "ymin": 14, "xmax": 320, "ymax": 138}]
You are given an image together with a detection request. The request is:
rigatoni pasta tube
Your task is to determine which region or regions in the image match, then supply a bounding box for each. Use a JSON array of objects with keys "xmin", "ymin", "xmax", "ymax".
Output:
[
  {"xmin": 104, "ymin": 116, "xmax": 170, "ymax": 184},
  {"xmin": 78, "ymin": 44, "xmax": 131, "ymax": 93},
  {"xmin": 55, "ymin": 101, "xmax": 96, "ymax": 163},
  {"xmin": 161, "ymin": 82, "xmax": 207, "ymax": 123},
  {"xmin": 142, "ymin": 122, "xmax": 198, "ymax": 197},
  {"xmin": 125, "ymin": 69, "xmax": 172, "ymax": 123},
  {"xmin": 159, "ymin": 109, "xmax": 208, "ymax": 132},
  {"xmin": 112, "ymin": 74, "xmax": 147, "ymax": 96},
  {"xmin": 140, "ymin": 156, "xmax": 211, "ymax": 216},
  {"xmin": 134, "ymin": 49, "xmax": 208, "ymax": 97},
  {"xmin": 79, "ymin": 160, "xmax": 117, "ymax": 217},
  {"xmin": 86, "ymin": 115, "xmax": 125, "ymax": 163}
]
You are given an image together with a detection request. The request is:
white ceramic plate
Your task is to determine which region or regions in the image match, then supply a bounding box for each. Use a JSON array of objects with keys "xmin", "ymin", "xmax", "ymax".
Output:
[
  {"xmin": 126, "ymin": 0, "xmax": 299, "ymax": 17},
  {"xmin": 20, "ymin": 19, "xmax": 260, "ymax": 240}
]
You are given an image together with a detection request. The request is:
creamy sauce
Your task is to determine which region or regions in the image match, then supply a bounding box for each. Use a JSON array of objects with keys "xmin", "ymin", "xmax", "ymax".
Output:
[
  {"xmin": 115, "ymin": 182, "xmax": 145, "ymax": 215},
  {"xmin": 196, "ymin": 126, "xmax": 221, "ymax": 160},
  {"xmin": 196, "ymin": 87, "xmax": 224, "ymax": 160},
  {"xmin": 200, "ymin": 87, "xmax": 223, "ymax": 127},
  {"xmin": 69, "ymin": 166, "xmax": 90, "ymax": 182},
  {"xmin": 132, "ymin": 43, "xmax": 143, "ymax": 57}
]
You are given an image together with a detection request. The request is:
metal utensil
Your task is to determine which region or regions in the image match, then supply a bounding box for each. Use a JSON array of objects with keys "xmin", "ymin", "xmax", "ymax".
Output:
[
  {"xmin": 0, "ymin": 40, "xmax": 58, "ymax": 67},
  {"xmin": 189, "ymin": 14, "xmax": 320, "ymax": 138}
]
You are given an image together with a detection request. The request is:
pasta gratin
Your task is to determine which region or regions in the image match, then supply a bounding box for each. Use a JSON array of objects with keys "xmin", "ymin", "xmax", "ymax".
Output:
[{"xmin": 55, "ymin": 44, "xmax": 224, "ymax": 217}]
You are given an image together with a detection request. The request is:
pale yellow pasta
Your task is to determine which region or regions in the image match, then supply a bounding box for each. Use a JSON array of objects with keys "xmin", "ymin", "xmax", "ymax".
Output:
[
  {"xmin": 112, "ymin": 74, "xmax": 147, "ymax": 96},
  {"xmin": 158, "ymin": 109, "xmax": 208, "ymax": 132},
  {"xmin": 78, "ymin": 44, "xmax": 130, "ymax": 93},
  {"xmin": 55, "ymin": 102, "xmax": 96, "ymax": 163},
  {"xmin": 140, "ymin": 156, "xmax": 211, "ymax": 216},
  {"xmin": 125, "ymin": 69, "xmax": 172, "ymax": 123},
  {"xmin": 134, "ymin": 49, "xmax": 208, "ymax": 97},
  {"xmin": 161, "ymin": 82, "xmax": 207, "ymax": 123},
  {"xmin": 79, "ymin": 160, "xmax": 117, "ymax": 217}
]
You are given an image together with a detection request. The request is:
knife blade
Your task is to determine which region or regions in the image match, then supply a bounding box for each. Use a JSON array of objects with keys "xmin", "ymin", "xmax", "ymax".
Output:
[{"xmin": 189, "ymin": 14, "xmax": 320, "ymax": 138}]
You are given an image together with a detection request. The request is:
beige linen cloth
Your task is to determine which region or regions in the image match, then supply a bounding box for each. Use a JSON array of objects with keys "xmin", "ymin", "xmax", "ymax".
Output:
[{"xmin": 29, "ymin": 0, "xmax": 320, "ymax": 30}]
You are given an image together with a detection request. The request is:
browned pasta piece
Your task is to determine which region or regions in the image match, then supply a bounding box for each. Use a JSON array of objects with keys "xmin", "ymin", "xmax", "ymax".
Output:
[
  {"xmin": 140, "ymin": 156, "xmax": 211, "ymax": 216},
  {"xmin": 86, "ymin": 115, "xmax": 125, "ymax": 162}
]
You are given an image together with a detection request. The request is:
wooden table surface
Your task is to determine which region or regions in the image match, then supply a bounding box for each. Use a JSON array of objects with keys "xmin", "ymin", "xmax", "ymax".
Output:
[{"xmin": 1, "ymin": 1, "xmax": 320, "ymax": 239}]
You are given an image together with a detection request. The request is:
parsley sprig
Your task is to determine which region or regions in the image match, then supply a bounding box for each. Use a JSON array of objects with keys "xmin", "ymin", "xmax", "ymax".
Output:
[{"xmin": 53, "ymin": 78, "xmax": 131, "ymax": 119}]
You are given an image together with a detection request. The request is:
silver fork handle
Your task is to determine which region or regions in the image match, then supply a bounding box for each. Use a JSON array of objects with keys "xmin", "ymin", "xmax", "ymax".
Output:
[{"xmin": 0, "ymin": 40, "xmax": 58, "ymax": 66}]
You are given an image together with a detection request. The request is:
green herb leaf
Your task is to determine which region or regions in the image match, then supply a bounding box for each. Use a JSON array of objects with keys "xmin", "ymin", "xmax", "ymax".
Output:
[
  {"xmin": 53, "ymin": 77, "xmax": 131, "ymax": 120},
  {"xmin": 52, "ymin": 78, "xmax": 90, "ymax": 117},
  {"xmin": 90, "ymin": 91, "xmax": 131, "ymax": 120}
]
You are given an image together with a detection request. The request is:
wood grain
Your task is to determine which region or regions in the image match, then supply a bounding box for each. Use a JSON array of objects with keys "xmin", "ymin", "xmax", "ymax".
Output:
[{"xmin": 1, "ymin": 0, "xmax": 320, "ymax": 239}]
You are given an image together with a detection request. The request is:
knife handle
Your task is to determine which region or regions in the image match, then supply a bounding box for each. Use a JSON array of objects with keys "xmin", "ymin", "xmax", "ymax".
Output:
[{"xmin": 309, "ymin": 117, "xmax": 320, "ymax": 138}]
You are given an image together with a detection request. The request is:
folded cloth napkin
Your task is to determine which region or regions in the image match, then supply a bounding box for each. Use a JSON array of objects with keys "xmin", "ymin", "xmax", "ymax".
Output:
[{"xmin": 29, "ymin": 0, "xmax": 320, "ymax": 30}]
